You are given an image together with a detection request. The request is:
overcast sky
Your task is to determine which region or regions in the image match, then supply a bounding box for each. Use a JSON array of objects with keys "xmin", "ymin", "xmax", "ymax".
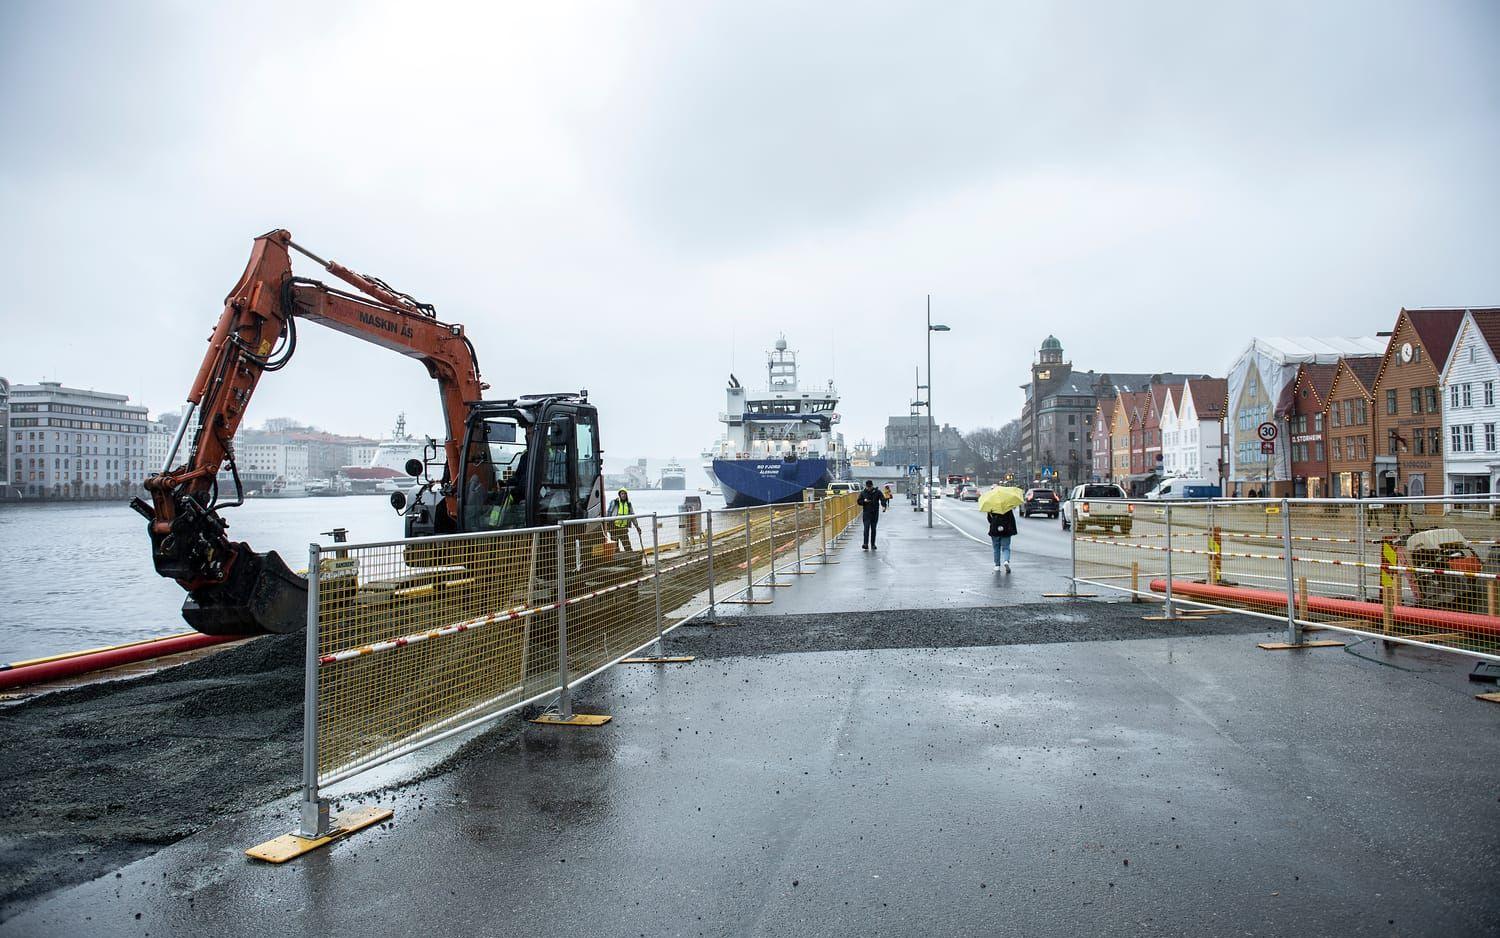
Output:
[{"xmin": 2, "ymin": 1, "xmax": 1497, "ymax": 466}]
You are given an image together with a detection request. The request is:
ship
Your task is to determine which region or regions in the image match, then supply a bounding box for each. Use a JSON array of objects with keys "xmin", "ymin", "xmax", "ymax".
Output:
[
  {"xmin": 337, "ymin": 413, "xmax": 427, "ymax": 495},
  {"xmin": 660, "ymin": 460, "xmax": 686, "ymax": 490},
  {"xmin": 707, "ymin": 336, "xmax": 845, "ymax": 508}
]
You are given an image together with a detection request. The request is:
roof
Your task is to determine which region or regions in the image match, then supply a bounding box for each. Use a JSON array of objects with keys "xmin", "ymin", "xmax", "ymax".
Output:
[
  {"xmin": 1471, "ymin": 310, "xmax": 1500, "ymax": 361},
  {"xmin": 1183, "ymin": 377, "xmax": 1227, "ymax": 419},
  {"xmin": 1096, "ymin": 397, "xmax": 1116, "ymax": 421},
  {"xmin": 1116, "ymin": 390, "xmax": 1149, "ymax": 427},
  {"xmin": 1333, "ymin": 356, "xmax": 1382, "ymax": 397},
  {"xmin": 1401, "ymin": 308, "xmax": 1468, "ymax": 372},
  {"xmin": 1149, "ymin": 383, "xmax": 1182, "ymax": 419},
  {"xmin": 1276, "ymin": 362, "xmax": 1340, "ymax": 416},
  {"xmin": 1240, "ymin": 336, "xmax": 1388, "ymax": 362},
  {"xmin": 1040, "ymin": 335, "xmax": 1062, "ymax": 351}
]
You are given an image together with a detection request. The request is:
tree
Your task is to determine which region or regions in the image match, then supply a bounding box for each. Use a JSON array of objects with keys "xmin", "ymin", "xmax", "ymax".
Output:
[{"xmin": 963, "ymin": 420, "xmax": 1022, "ymax": 481}]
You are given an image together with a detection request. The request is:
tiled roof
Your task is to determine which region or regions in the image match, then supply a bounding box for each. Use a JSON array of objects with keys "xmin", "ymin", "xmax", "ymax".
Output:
[
  {"xmin": 1336, "ymin": 356, "xmax": 1382, "ymax": 396},
  {"xmin": 1184, "ymin": 377, "xmax": 1227, "ymax": 419},
  {"xmin": 1471, "ymin": 309, "xmax": 1500, "ymax": 361},
  {"xmin": 1403, "ymin": 308, "xmax": 1469, "ymax": 372}
]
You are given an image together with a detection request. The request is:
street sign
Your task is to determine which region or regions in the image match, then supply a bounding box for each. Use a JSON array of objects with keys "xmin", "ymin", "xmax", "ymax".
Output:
[
  {"xmin": 1260, "ymin": 440, "xmax": 1275, "ymax": 454},
  {"xmin": 1256, "ymin": 422, "xmax": 1278, "ymax": 442}
]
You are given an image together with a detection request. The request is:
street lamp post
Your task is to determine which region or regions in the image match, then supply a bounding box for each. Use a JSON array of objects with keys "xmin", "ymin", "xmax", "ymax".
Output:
[{"xmin": 926, "ymin": 295, "xmax": 951, "ymax": 529}]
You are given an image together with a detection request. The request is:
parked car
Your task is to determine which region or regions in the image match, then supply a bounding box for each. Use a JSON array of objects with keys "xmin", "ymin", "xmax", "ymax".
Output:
[
  {"xmin": 1061, "ymin": 483, "xmax": 1133, "ymax": 533},
  {"xmin": 958, "ymin": 484, "xmax": 980, "ymax": 501},
  {"xmin": 1021, "ymin": 488, "xmax": 1060, "ymax": 518},
  {"xmin": 1144, "ymin": 477, "xmax": 1221, "ymax": 500}
]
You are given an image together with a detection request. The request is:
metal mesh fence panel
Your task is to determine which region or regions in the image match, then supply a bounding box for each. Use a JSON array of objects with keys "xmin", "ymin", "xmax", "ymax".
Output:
[
  {"xmin": 1072, "ymin": 497, "xmax": 1500, "ymax": 659},
  {"xmin": 314, "ymin": 527, "xmax": 561, "ymax": 784}
]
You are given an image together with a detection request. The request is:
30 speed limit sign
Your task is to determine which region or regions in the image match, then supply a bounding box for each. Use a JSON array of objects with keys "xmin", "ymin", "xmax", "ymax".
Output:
[{"xmin": 1256, "ymin": 421, "xmax": 1278, "ymax": 442}]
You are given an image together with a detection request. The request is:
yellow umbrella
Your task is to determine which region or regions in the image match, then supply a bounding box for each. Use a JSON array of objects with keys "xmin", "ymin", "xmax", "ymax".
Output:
[{"xmin": 977, "ymin": 485, "xmax": 1024, "ymax": 514}]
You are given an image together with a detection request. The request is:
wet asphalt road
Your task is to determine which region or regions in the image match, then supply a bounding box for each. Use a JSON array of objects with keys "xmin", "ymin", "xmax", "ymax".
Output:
[{"xmin": 5, "ymin": 508, "xmax": 1499, "ymax": 936}]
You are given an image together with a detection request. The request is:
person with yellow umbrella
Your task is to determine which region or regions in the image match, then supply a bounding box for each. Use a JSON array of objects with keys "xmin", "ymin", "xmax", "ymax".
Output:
[{"xmin": 978, "ymin": 485, "xmax": 1024, "ymax": 572}]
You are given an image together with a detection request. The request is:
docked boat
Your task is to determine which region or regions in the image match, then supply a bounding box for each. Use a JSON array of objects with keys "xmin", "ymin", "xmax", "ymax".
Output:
[
  {"xmin": 707, "ymin": 336, "xmax": 846, "ymax": 508},
  {"xmin": 660, "ymin": 460, "xmax": 686, "ymax": 490},
  {"xmin": 337, "ymin": 414, "xmax": 426, "ymax": 496}
]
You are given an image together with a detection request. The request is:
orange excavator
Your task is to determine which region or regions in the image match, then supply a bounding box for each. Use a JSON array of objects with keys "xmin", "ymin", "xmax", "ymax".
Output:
[{"xmin": 132, "ymin": 229, "xmax": 605, "ymax": 636}]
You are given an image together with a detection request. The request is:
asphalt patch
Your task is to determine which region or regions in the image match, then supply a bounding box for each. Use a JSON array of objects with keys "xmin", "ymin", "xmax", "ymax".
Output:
[
  {"xmin": 669, "ymin": 599, "xmax": 1270, "ymax": 659},
  {"xmin": 0, "ymin": 600, "xmax": 1270, "ymax": 920}
]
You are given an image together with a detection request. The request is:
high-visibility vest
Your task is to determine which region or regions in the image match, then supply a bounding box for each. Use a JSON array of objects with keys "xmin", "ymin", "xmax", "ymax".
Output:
[{"xmin": 613, "ymin": 500, "xmax": 632, "ymax": 529}]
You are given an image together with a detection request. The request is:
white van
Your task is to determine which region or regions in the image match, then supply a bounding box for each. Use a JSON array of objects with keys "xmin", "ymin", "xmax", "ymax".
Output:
[{"xmin": 1144, "ymin": 478, "xmax": 1219, "ymax": 500}]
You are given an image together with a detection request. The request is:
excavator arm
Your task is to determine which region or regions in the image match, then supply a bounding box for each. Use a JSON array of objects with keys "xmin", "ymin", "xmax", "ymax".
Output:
[{"xmin": 133, "ymin": 229, "xmax": 486, "ymax": 634}]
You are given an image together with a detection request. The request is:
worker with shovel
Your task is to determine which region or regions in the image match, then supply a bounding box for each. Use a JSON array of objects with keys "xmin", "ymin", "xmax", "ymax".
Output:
[{"xmin": 608, "ymin": 488, "xmax": 644, "ymax": 551}]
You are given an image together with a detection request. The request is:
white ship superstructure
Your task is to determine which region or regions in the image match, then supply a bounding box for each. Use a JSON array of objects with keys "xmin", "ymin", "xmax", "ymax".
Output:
[{"xmin": 706, "ymin": 336, "xmax": 845, "ymax": 507}]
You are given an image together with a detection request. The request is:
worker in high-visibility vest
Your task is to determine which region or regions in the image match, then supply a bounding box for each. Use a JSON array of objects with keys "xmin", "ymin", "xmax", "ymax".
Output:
[{"xmin": 607, "ymin": 488, "xmax": 643, "ymax": 551}]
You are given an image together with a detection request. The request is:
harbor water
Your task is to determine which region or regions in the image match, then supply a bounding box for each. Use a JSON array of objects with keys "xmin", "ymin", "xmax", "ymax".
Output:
[{"xmin": 0, "ymin": 488, "xmax": 715, "ymax": 663}]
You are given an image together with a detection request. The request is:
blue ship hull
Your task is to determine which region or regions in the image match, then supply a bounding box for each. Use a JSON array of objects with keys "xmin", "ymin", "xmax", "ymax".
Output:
[{"xmin": 713, "ymin": 457, "xmax": 831, "ymax": 508}]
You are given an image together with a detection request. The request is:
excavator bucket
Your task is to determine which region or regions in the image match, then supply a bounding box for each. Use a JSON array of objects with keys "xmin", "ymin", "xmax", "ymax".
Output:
[{"xmin": 181, "ymin": 544, "xmax": 307, "ymax": 636}]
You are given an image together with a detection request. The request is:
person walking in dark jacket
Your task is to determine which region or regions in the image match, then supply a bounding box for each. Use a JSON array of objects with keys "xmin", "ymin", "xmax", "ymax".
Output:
[
  {"xmin": 858, "ymin": 480, "xmax": 886, "ymax": 550},
  {"xmin": 988, "ymin": 507, "xmax": 1017, "ymax": 572}
]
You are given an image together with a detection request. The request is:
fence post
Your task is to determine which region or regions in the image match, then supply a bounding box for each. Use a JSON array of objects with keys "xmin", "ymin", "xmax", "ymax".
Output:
[
  {"xmin": 556, "ymin": 524, "xmax": 573, "ymax": 721},
  {"xmin": 819, "ymin": 499, "xmax": 828, "ymax": 563},
  {"xmin": 1282, "ymin": 498, "xmax": 1302, "ymax": 645},
  {"xmin": 1163, "ymin": 502, "xmax": 1176, "ymax": 619},
  {"xmin": 768, "ymin": 508, "xmax": 779, "ymax": 585},
  {"xmin": 651, "ymin": 513, "xmax": 664, "ymax": 654},
  {"xmin": 298, "ymin": 543, "xmax": 329, "ymax": 838},
  {"xmin": 794, "ymin": 501, "xmax": 804, "ymax": 574},
  {"xmin": 1068, "ymin": 498, "xmax": 1079, "ymax": 596},
  {"xmin": 744, "ymin": 511, "xmax": 755, "ymax": 602},
  {"xmin": 705, "ymin": 509, "xmax": 717, "ymax": 623},
  {"xmin": 1356, "ymin": 500, "xmax": 1368, "ymax": 601}
]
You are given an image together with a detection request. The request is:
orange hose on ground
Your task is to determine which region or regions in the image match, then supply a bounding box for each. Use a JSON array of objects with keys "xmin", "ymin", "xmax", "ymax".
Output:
[
  {"xmin": 1148, "ymin": 578, "xmax": 1500, "ymax": 638},
  {"xmin": 0, "ymin": 633, "xmax": 240, "ymax": 691}
]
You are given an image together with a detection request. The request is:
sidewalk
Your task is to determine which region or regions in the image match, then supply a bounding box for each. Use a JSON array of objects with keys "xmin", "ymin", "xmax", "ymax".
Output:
[
  {"xmin": 720, "ymin": 498, "xmax": 1075, "ymax": 616},
  {"xmin": 7, "ymin": 612, "xmax": 1497, "ymax": 937}
]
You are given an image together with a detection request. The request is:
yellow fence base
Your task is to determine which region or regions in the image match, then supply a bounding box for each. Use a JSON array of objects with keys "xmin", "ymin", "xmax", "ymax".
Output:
[
  {"xmin": 246, "ymin": 805, "xmax": 392, "ymax": 864},
  {"xmin": 1257, "ymin": 640, "xmax": 1345, "ymax": 650},
  {"xmin": 621, "ymin": 655, "xmax": 696, "ymax": 664},
  {"xmin": 529, "ymin": 712, "xmax": 613, "ymax": 727}
]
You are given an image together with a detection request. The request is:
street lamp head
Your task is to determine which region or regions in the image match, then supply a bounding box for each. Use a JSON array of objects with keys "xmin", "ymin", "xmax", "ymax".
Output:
[{"xmin": 930, "ymin": 324, "xmax": 951, "ymax": 332}]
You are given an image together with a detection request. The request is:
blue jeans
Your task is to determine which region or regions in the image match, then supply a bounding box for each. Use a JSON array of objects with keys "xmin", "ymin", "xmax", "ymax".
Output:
[{"xmin": 991, "ymin": 535, "xmax": 1011, "ymax": 565}]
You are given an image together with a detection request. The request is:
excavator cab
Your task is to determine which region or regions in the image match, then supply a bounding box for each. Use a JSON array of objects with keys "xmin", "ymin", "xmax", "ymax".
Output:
[{"xmin": 403, "ymin": 393, "xmax": 603, "ymax": 539}]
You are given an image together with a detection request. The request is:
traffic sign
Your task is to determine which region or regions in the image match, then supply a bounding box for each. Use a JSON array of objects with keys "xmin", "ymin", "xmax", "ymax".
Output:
[
  {"xmin": 1257, "ymin": 422, "xmax": 1278, "ymax": 442},
  {"xmin": 1260, "ymin": 440, "xmax": 1275, "ymax": 454}
]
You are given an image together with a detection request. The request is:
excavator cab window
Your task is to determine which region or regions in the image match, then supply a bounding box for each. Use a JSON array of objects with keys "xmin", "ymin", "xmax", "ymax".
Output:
[
  {"xmin": 574, "ymin": 413, "xmax": 600, "ymax": 516},
  {"xmin": 462, "ymin": 416, "xmax": 530, "ymax": 532},
  {"xmin": 535, "ymin": 414, "xmax": 575, "ymax": 525}
]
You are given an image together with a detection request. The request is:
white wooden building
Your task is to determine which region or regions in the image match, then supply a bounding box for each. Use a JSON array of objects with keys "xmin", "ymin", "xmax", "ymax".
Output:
[
  {"xmin": 1439, "ymin": 309, "xmax": 1500, "ymax": 495},
  {"xmin": 1163, "ymin": 377, "xmax": 1228, "ymax": 484}
]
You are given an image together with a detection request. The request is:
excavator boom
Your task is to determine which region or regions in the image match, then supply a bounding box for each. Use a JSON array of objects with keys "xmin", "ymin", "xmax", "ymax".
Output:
[{"xmin": 134, "ymin": 229, "xmax": 487, "ymax": 635}]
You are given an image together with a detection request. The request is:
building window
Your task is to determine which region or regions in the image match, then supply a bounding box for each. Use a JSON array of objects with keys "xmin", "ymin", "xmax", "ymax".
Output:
[
  {"xmin": 1389, "ymin": 430, "xmax": 1400, "ymax": 456},
  {"xmin": 1452, "ymin": 425, "xmax": 1462, "ymax": 453},
  {"xmin": 1314, "ymin": 441, "xmax": 1324, "ymax": 461},
  {"xmin": 1411, "ymin": 388, "xmax": 1422, "ymax": 414},
  {"xmin": 1464, "ymin": 424, "xmax": 1475, "ymax": 452},
  {"xmin": 1463, "ymin": 383, "xmax": 1473, "ymax": 408},
  {"xmin": 1333, "ymin": 437, "xmax": 1343, "ymax": 460},
  {"xmin": 1331, "ymin": 404, "xmax": 1342, "ymax": 428},
  {"xmin": 1416, "ymin": 431, "xmax": 1426, "ymax": 455},
  {"xmin": 1386, "ymin": 390, "xmax": 1397, "ymax": 415},
  {"xmin": 1313, "ymin": 414, "xmax": 1322, "ymax": 433},
  {"xmin": 1487, "ymin": 382, "xmax": 1495, "ymax": 407},
  {"xmin": 1487, "ymin": 424, "xmax": 1496, "ymax": 452},
  {"xmin": 1452, "ymin": 385, "xmax": 1461, "ymax": 409},
  {"xmin": 1426, "ymin": 387, "xmax": 1439, "ymax": 413},
  {"xmin": 1414, "ymin": 345, "xmax": 1422, "ymax": 363},
  {"xmin": 1431, "ymin": 427, "xmax": 1442, "ymax": 455}
]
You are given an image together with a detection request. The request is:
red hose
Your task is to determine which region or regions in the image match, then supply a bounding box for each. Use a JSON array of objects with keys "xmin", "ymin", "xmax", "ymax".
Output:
[
  {"xmin": 0, "ymin": 633, "xmax": 240, "ymax": 691},
  {"xmin": 1149, "ymin": 578, "xmax": 1500, "ymax": 638}
]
